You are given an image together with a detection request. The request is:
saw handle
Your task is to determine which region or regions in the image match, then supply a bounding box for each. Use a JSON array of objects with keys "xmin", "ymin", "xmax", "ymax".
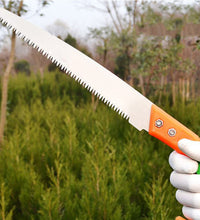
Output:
[
  {"xmin": 149, "ymin": 104, "xmax": 200, "ymax": 155},
  {"xmin": 175, "ymin": 217, "xmax": 186, "ymax": 220},
  {"xmin": 149, "ymin": 105, "xmax": 200, "ymax": 220},
  {"xmin": 149, "ymin": 104, "xmax": 200, "ymax": 175}
]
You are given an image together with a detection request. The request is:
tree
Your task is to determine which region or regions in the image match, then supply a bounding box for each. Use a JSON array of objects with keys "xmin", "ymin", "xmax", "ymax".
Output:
[
  {"xmin": 47, "ymin": 20, "xmax": 68, "ymax": 40},
  {"xmin": 27, "ymin": 47, "xmax": 50, "ymax": 77},
  {"xmin": 0, "ymin": 0, "xmax": 53, "ymax": 145},
  {"xmin": 64, "ymin": 34, "xmax": 77, "ymax": 48},
  {"xmin": 14, "ymin": 60, "xmax": 31, "ymax": 76}
]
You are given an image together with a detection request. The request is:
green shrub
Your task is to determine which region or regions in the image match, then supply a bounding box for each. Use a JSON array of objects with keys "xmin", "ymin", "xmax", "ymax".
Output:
[
  {"xmin": 0, "ymin": 72, "xmax": 196, "ymax": 219},
  {"xmin": 14, "ymin": 60, "xmax": 31, "ymax": 76}
]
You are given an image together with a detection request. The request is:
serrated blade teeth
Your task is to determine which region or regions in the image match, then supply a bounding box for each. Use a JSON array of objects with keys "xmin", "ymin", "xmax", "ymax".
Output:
[
  {"xmin": 0, "ymin": 14, "xmax": 133, "ymax": 121},
  {"xmin": 0, "ymin": 8, "xmax": 153, "ymax": 131}
]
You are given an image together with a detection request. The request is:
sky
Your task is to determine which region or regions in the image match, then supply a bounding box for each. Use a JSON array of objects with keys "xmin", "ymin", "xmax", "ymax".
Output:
[
  {"xmin": 24, "ymin": 0, "xmax": 107, "ymax": 39},
  {"xmin": 0, "ymin": 0, "xmax": 198, "ymax": 46},
  {"xmin": 23, "ymin": 0, "xmax": 197, "ymax": 39}
]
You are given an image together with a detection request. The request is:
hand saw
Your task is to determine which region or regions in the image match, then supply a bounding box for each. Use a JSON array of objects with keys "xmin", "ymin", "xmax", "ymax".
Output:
[
  {"xmin": 0, "ymin": 7, "xmax": 199, "ymax": 161},
  {"xmin": 0, "ymin": 7, "xmax": 197, "ymax": 220},
  {"xmin": 0, "ymin": 7, "xmax": 200, "ymax": 169}
]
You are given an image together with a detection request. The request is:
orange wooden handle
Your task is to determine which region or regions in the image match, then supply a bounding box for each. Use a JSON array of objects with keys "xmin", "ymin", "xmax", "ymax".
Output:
[{"xmin": 149, "ymin": 104, "xmax": 200, "ymax": 155}]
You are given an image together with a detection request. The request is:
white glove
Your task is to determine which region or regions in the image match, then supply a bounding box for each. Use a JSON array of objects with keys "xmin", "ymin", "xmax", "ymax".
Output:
[{"xmin": 169, "ymin": 139, "xmax": 200, "ymax": 220}]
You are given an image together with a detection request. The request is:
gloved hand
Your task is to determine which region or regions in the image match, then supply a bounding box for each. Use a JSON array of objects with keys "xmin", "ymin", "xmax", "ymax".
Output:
[{"xmin": 169, "ymin": 139, "xmax": 200, "ymax": 220}]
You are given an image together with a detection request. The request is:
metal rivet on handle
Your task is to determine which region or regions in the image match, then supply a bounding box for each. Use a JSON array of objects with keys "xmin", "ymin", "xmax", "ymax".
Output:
[
  {"xmin": 168, "ymin": 128, "xmax": 176, "ymax": 137},
  {"xmin": 155, "ymin": 119, "xmax": 163, "ymax": 128}
]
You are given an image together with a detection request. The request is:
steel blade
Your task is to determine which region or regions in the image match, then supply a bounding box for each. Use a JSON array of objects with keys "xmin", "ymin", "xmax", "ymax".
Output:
[{"xmin": 0, "ymin": 8, "xmax": 152, "ymax": 131}]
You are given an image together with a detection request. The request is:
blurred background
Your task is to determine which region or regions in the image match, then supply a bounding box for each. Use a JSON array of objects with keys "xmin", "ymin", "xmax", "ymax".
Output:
[
  {"xmin": 0, "ymin": 1, "xmax": 200, "ymax": 219},
  {"xmin": 1, "ymin": 0, "xmax": 200, "ymax": 104}
]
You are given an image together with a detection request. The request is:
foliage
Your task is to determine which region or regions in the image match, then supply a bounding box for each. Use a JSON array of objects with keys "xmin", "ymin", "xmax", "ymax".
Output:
[
  {"xmin": 48, "ymin": 63, "xmax": 57, "ymax": 72},
  {"xmin": 0, "ymin": 72, "xmax": 198, "ymax": 219},
  {"xmin": 14, "ymin": 60, "xmax": 31, "ymax": 76},
  {"xmin": 64, "ymin": 34, "xmax": 77, "ymax": 48},
  {"xmin": 0, "ymin": 1, "xmax": 28, "ymax": 15},
  {"xmin": 87, "ymin": 1, "xmax": 200, "ymax": 103},
  {"xmin": 0, "ymin": 0, "xmax": 54, "ymax": 147},
  {"xmin": 88, "ymin": 26, "xmax": 111, "ymax": 64},
  {"xmin": 0, "ymin": 0, "xmax": 52, "ymax": 16}
]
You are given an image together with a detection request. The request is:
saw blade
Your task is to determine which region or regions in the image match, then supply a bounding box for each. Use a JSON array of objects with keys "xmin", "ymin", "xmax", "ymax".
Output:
[{"xmin": 0, "ymin": 8, "xmax": 152, "ymax": 131}]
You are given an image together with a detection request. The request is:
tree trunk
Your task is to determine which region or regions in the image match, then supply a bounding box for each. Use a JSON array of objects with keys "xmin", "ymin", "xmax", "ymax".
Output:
[
  {"xmin": 0, "ymin": 32, "xmax": 16, "ymax": 145},
  {"xmin": 158, "ymin": 74, "xmax": 165, "ymax": 105},
  {"xmin": 146, "ymin": 71, "xmax": 154, "ymax": 95},
  {"xmin": 182, "ymin": 78, "xmax": 185, "ymax": 104},
  {"xmin": 164, "ymin": 75, "xmax": 167, "ymax": 96},
  {"xmin": 172, "ymin": 77, "xmax": 176, "ymax": 106},
  {"xmin": 178, "ymin": 78, "xmax": 182, "ymax": 97},
  {"xmin": 191, "ymin": 76, "xmax": 195, "ymax": 100},
  {"xmin": 179, "ymin": 78, "xmax": 185, "ymax": 104},
  {"xmin": 133, "ymin": 0, "xmax": 138, "ymax": 28},
  {"xmin": 186, "ymin": 77, "xmax": 190, "ymax": 101},
  {"xmin": 39, "ymin": 67, "xmax": 44, "ymax": 79},
  {"xmin": 139, "ymin": 74, "xmax": 145, "ymax": 96},
  {"xmin": 91, "ymin": 94, "xmax": 98, "ymax": 111}
]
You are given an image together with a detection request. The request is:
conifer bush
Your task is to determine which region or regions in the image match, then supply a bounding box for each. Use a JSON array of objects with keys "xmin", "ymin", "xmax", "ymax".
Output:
[{"xmin": 0, "ymin": 72, "xmax": 198, "ymax": 219}]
